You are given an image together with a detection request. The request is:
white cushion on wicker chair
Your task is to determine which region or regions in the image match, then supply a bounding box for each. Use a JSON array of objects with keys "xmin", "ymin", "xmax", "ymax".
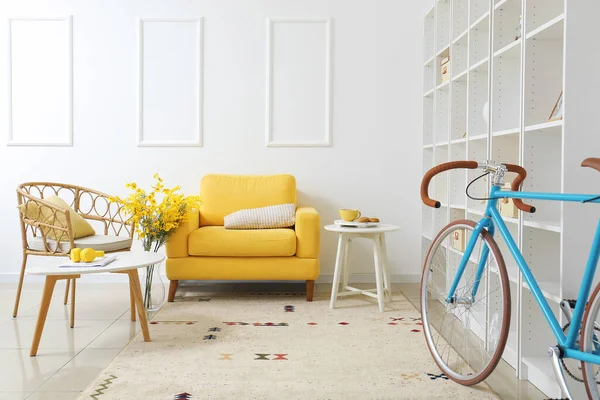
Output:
[{"xmin": 27, "ymin": 235, "xmax": 132, "ymax": 253}]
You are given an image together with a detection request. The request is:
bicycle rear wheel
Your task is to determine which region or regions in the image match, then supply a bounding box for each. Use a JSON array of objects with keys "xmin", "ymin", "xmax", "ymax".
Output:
[
  {"xmin": 420, "ymin": 219, "xmax": 511, "ymax": 385},
  {"xmin": 580, "ymin": 282, "xmax": 600, "ymax": 399}
]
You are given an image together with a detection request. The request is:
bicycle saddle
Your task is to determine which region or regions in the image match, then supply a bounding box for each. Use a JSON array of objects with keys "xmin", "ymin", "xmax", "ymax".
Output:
[{"xmin": 582, "ymin": 158, "xmax": 600, "ymax": 173}]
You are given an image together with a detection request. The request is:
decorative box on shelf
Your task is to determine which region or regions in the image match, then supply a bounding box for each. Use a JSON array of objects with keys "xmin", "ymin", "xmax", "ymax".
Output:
[
  {"xmin": 499, "ymin": 182, "xmax": 518, "ymax": 218},
  {"xmin": 452, "ymin": 229, "xmax": 465, "ymax": 252},
  {"xmin": 440, "ymin": 56, "xmax": 449, "ymax": 83}
]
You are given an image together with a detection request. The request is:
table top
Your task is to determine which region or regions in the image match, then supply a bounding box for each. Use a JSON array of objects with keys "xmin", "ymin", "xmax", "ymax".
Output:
[
  {"xmin": 324, "ymin": 223, "xmax": 401, "ymax": 234},
  {"xmin": 27, "ymin": 251, "xmax": 165, "ymax": 276}
]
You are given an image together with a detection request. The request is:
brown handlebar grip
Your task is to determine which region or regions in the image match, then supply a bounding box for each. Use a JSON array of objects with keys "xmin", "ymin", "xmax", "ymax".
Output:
[
  {"xmin": 421, "ymin": 161, "xmax": 479, "ymax": 208},
  {"xmin": 504, "ymin": 163, "xmax": 536, "ymax": 213}
]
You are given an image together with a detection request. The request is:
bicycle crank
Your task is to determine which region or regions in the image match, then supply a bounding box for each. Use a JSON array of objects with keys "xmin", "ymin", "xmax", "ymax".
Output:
[{"xmin": 549, "ymin": 346, "xmax": 573, "ymax": 400}]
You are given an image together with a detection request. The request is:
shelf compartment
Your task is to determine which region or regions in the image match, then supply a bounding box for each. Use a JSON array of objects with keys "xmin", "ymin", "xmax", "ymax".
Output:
[
  {"xmin": 435, "ymin": 89, "xmax": 450, "ymax": 144},
  {"xmin": 492, "ymin": 132, "xmax": 519, "ymax": 166},
  {"xmin": 522, "ymin": 226, "xmax": 561, "ymax": 301},
  {"xmin": 525, "ymin": 0, "xmax": 564, "ymax": 37},
  {"xmin": 435, "ymin": 47, "xmax": 451, "ymax": 87},
  {"xmin": 493, "ymin": 0, "xmax": 522, "ymax": 53},
  {"xmin": 434, "ymin": 146, "xmax": 449, "ymax": 203},
  {"xmin": 423, "ymin": 147, "xmax": 433, "ymax": 176},
  {"xmin": 424, "ymin": 6, "xmax": 435, "ymax": 62},
  {"xmin": 450, "ymin": 141, "xmax": 467, "ymax": 207},
  {"xmin": 453, "ymin": 0, "xmax": 469, "ymax": 40},
  {"xmin": 470, "ymin": 0, "xmax": 490, "ymax": 24},
  {"xmin": 422, "ymin": 235, "xmax": 433, "ymax": 264},
  {"xmin": 424, "ymin": 58, "xmax": 435, "ymax": 94},
  {"xmin": 521, "ymin": 290, "xmax": 563, "ymax": 398},
  {"xmin": 467, "ymin": 140, "xmax": 488, "ymax": 214},
  {"xmin": 493, "ymin": 38, "xmax": 520, "ymax": 59},
  {"xmin": 522, "ymin": 125, "xmax": 562, "ymax": 228},
  {"xmin": 450, "ymin": 80, "xmax": 467, "ymax": 141},
  {"xmin": 491, "ymin": 47, "xmax": 521, "ymax": 134},
  {"xmin": 490, "ymin": 214, "xmax": 520, "ymax": 283},
  {"xmin": 526, "ymin": 14, "xmax": 564, "ymax": 41},
  {"xmin": 436, "ymin": 1, "xmax": 451, "ymax": 53},
  {"xmin": 522, "ymin": 356, "xmax": 562, "ymax": 399},
  {"xmin": 423, "ymin": 95, "xmax": 434, "ymax": 146},
  {"xmin": 468, "ymin": 61, "xmax": 489, "ymax": 139},
  {"xmin": 451, "ymin": 32, "xmax": 468, "ymax": 78},
  {"xmin": 433, "ymin": 205, "xmax": 449, "ymax": 238},
  {"xmin": 524, "ymin": 29, "xmax": 564, "ymax": 128},
  {"xmin": 469, "ymin": 13, "xmax": 490, "ymax": 68},
  {"xmin": 422, "ymin": 204, "xmax": 433, "ymax": 241}
]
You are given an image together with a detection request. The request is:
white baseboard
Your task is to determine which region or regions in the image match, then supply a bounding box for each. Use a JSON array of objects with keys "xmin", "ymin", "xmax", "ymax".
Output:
[{"xmin": 0, "ymin": 272, "xmax": 420, "ymax": 284}]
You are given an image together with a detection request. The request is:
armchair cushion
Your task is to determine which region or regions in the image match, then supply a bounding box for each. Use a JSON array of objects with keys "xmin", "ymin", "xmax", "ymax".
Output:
[
  {"xmin": 27, "ymin": 234, "xmax": 132, "ymax": 253},
  {"xmin": 18, "ymin": 195, "xmax": 95, "ymax": 240},
  {"xmin": 188, "ymin": 226, "xmax": 296, "ymax": 257},
  {"xmin": 224, "ymin": 203, "xmax": 295, "ymax": 229}
]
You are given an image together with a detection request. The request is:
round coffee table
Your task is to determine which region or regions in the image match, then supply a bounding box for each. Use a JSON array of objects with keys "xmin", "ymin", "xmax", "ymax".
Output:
[
  {"xmin": 324, "ymin": 223, "xmax": 401, "ymax": 312},
  {"xmin": 26, "ymin": 251, "xmax": 164, "ymax": 356}
]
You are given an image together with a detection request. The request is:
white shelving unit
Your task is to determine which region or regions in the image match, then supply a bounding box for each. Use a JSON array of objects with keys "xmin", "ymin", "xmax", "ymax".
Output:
[{"xmin": 422, "ymin": 0, "xmax": 600, "ymax": 397}]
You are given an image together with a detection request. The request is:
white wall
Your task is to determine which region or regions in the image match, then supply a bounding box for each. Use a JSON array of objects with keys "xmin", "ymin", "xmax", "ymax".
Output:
[{"xmin": 0, "ymin": 0, "xmax": 430, "ymax": 283}]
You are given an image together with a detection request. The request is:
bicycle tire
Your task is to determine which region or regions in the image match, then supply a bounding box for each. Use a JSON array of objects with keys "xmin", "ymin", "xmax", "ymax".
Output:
[
  {"xmin": 420, "ymin": 219, "xmax": 511, "ymax": 386},
  {"xmin": 580, "ymin": 281, "xmax": 600, "ymax": 399}
]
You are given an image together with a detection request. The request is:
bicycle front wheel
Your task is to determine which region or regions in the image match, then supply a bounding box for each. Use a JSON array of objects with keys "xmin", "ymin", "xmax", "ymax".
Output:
[
  {"xmin": 580, "ymin": 281, "xmax": 600, "ymax": 399},
  {"xmin": 421, "ymin": 219, "xmax": 511, "ymax": 385}
]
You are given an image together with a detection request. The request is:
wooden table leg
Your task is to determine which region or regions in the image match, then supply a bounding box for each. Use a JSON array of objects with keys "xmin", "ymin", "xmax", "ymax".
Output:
[
  {"xmin": 126, "ymin": 269, "xmax": 151, "ymax": 342},
  {"xmin": 129, "ymin": 284, "xmax": 136, "ymax": 322},
  {"xmin": 70, "ymin": 279, "xmax": 76, "ymax": 328},
  {"xmin": 30, "ymin": 276, "xmax": 58, "ymax": 357},
  {"xmin": 63, "ymin": 279, "xmax": 70, "ymax": 305}
]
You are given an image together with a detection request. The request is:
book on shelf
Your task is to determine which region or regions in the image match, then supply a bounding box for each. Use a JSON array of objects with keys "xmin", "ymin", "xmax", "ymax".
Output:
[{"xmin": 59, "ymin": 255, "xmax": 117, "ymax": 268}]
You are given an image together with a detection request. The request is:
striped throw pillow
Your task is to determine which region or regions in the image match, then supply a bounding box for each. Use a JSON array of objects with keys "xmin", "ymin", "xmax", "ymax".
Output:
[{"xmin": 224, "ymin": 204, "xmax": 296, "ymax": 229}]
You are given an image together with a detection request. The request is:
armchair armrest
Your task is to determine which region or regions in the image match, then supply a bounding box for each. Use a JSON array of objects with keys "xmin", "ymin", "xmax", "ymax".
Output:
[
  {"xmin": 166, "ymin": 208, "xmax": 200, "ymax": 258},
  {"xmin": 295, "ymin": 207, "xmax": 320, "ymax": 258}
]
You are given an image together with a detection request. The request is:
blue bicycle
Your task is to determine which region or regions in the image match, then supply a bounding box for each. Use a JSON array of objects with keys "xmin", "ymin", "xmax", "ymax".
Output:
[{"xmin": 420, "ymin": 159, "xmax": 600, "ymax": 398}]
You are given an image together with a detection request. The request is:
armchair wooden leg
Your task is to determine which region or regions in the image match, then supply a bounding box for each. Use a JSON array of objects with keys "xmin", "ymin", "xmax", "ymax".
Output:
[
  {"xmin": 63, "ymin": 279, "xmax": 70, "ymax": 305},
  {"xmin": 306, "ymin": 280, "xmax": 315, "ymax": 302},
  {"xmin": 12, "ymin": 254, "xmax": 28, "ymax": 318},
  {"xmin": 168, "ymin": 280, "xmax": 179, "ymax": 303}
]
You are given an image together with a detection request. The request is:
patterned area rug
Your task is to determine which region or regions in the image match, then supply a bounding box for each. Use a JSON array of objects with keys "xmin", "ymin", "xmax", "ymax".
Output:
[{"xmin": 78, "ymin": 291, "xmax": 499, "ymax": 399}]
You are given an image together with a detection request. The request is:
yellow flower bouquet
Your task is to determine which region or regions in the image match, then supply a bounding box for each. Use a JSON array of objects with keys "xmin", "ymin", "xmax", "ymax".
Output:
[{"xmin": 112, "ymin": 174, "xmax": 200, "ymax": 309}]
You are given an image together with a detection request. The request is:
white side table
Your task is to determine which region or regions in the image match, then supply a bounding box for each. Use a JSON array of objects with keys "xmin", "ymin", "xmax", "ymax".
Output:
[
  {"xmin": 26, "ymin": 251, "xmax": 164, "ymax": 356},
  {"xmin": 325, "ymin": 223, "xmax": 400, "ymax": 312}
]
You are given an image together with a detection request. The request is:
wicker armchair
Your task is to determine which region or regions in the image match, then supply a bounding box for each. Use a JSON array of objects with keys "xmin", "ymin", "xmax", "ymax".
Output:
[{"xmin": 14, "ymin": 182, "xmax": 134, "ymax": 318}]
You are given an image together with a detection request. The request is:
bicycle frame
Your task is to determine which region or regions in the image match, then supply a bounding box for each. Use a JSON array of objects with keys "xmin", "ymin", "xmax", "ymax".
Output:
[{"xmin": 447, "ymin": 184, "xmax": 600, "ymax": 363}]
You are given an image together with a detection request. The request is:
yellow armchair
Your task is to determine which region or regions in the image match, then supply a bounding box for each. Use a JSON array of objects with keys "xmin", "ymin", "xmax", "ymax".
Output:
[{"xmin": 165, "ymin": 174, "xmax": 320, "ymax": 302}]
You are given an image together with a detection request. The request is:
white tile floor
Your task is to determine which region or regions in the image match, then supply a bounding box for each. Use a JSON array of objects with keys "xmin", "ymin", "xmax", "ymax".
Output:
[
  {"xmin": 0, "ymin": 281, "xmax": 546, "ymax": 399},
  {"xmin": 0, "ymin": 282, "xmax": 140, "ymax": 400}
]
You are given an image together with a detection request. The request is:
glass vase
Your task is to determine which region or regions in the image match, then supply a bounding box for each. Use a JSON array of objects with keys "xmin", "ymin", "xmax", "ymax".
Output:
[{"xmin": 140, "ymin": 255, "xmax": 166, "ymax": 311}]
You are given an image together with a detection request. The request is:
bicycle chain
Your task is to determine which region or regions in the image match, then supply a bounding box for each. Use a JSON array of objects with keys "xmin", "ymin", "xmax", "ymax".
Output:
[{"xmin": 560, "ymin": 323, "xmax": 600, "ymax": 384}]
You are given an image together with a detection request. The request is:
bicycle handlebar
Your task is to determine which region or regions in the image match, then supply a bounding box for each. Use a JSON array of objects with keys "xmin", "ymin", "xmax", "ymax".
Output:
[
  {"xmin": 503, "ymin": 163, "xmax": 536, "ymax": 213},
  {"xmin": 420, "ymin": 160, "xmax": 536, "ymax": 213},
  {"xmin": 420, "ymin": 161, "xmax": 479, "ymax": 208}
]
